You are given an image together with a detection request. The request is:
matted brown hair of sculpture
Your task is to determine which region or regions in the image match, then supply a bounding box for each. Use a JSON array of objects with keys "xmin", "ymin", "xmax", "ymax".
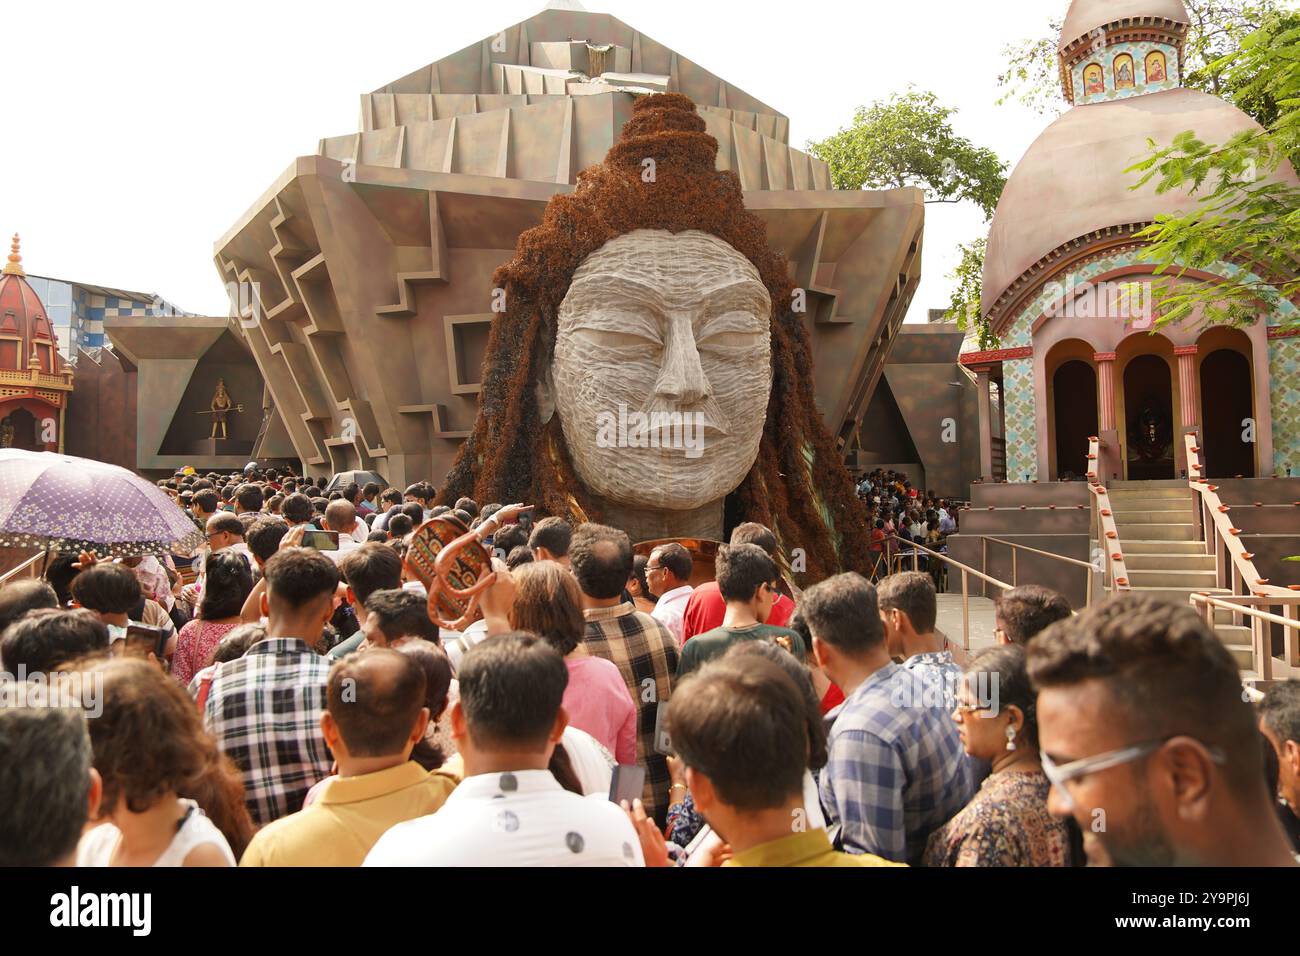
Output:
[{"xmin": 439, "ymin": 92, "xmax": 870, "ymax": 583}]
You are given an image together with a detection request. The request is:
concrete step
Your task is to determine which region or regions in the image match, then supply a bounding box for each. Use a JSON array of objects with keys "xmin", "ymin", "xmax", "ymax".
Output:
[
  {"xmin": 1215, "ymin": 625, "xmax": 1255, "ymax": 670},
  {"xmin": 1107, "ymin": 489, "xmax": 1190, "ymax": 496},
  {"xmin": 1127, "ymin": 569, "xmax": 1219, "ymax": 589},
  {"xmin": 1212, "ymin": 606, "xmax": 1239, "ymax": 626},
  {"xmin": 1120, "ymin": 539, "xmax": 1207, "ymax": 554},
  {"xmin": 1110, "ymin": 479, "xmax": 1190, "ymax": 490},
  {"xmin": 1115, "ymin": 523, "xmax": 1198, "ymax": 541},
  {"xmin": 1124, "ymin": 552, "xmax": 1216, "ymax": 571},
  {"xmin": 1116, "ymin": 585, "xmax": 1231, "ymax": 605},
  {"xmin": 1111, "ymin": 499, "xmax": 1199, "ymax": 512},
  {"xmin": 1112, "ymin": 509, "xmax": 1197, "ymax": 524}
]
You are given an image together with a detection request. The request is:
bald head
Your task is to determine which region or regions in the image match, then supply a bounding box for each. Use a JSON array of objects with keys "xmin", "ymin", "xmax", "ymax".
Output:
[
  {"xmin": 327, "ymin": 648, "xmax": 427, "ymax": 757},
  {"xmin": 324, "ymin": 499, "xmax": 357, "ymax": 534},
  {"xmin": 569, "ymin": 523, "xmax": 633, "ymax": 600}
]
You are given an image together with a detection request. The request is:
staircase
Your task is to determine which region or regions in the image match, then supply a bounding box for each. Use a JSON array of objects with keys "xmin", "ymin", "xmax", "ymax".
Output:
[{"xmin": 1105, "ymin": 479, "xmax": 1256, "ymax": 676}]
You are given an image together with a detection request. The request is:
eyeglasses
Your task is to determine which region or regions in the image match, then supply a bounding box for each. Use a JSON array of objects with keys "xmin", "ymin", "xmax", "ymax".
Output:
[
  {"xmin": 645, "ymin": 564, "xmax": 663, "ymax": 573},
  {"xmin": 1041, "ymin": 737, "xmax": 1227, "ymax": 812}
]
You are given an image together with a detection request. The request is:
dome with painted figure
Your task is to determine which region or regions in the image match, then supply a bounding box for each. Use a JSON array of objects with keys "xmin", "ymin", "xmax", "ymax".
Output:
[{"xmin": 980, "ymin": 0, "xmax": 1297, "ymax": 327}]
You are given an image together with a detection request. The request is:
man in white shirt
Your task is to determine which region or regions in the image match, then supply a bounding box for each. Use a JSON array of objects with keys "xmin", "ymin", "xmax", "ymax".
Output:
[
  {"xmin": 647, "ymin": 543, "xmax": 693, "ymax": 647},
  {"xmin": 205, "ymin": 512, "xmax": 255, "ymax": 565},
  {"xmin": 364, "ymin": 631, "xmax": 643, "ymax": 867},
  {"xmin": 322, "ymin": 500, "xmax": 364, "ymax": 563}
]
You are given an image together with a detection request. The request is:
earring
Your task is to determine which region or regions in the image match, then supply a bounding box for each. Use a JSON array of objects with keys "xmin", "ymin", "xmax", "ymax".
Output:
[{"xmin": 1005, "ymin": 724, "xmax": 1017, "ymax": 752}]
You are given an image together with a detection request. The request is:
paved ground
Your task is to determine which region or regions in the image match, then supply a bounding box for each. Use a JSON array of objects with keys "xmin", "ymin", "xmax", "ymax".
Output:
[{"xmin": 935, "ymin": 593, "xmax": 999, "ymax": 665}]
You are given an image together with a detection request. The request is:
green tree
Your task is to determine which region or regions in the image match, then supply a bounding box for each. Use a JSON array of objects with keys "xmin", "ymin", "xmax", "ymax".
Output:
[
  {"xmin": 1129, "ymin": 13, "xmax": 1299, "ymax": 329},
  {"xmin": 806, "ymin": 89, "xmax": 1007, "ymax": 218},
  {"xmin": 997, "ymin": 0, "xmax": 1287, "ymax": 121},
  {"xmin": 807, "ymin": 90, "xmax": 1008, "ymax": 346},
  {"xmin": 944, "ymin": 238, "xmax": 995, "ymax": 349}
]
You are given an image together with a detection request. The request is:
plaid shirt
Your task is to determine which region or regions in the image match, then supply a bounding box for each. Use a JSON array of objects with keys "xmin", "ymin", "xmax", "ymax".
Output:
[
  {"xmin": 199, "ymin": 637, "xmax": 333, "ymax": 826},
  {"xmin": 583, "ymin": 602, "xmax": 679, "ymax": 826},
  {"xmin": 820, "ymin": 661, "xmax": 974, "ymax": 864}
]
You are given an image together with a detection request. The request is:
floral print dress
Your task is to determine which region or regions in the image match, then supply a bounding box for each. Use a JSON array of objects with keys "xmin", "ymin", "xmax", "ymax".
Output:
[{"xmin": 922, "ymin": 769, "xmax": 1070, "ymax": 867}]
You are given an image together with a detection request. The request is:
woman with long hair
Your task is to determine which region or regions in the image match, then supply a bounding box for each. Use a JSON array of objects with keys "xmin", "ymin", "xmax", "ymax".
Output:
[
  {"xmin": 398, "ymin": 640, "xmax": 453, "ymax": 772},
  {"xmin": 76, "ymin": 656, "xmax": 254, "ymax": 866},
  {"xmin": 509, "ymin": 561, "xmax": 637, "ymax": 765},
  {"xmin": 171, "ymin": 551, "xmax": 253, "ymax": 686}
]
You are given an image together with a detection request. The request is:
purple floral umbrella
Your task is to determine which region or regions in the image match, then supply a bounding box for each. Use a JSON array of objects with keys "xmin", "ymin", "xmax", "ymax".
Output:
[{"xmin": 0, "ymin": 449, "xmax": 205, "ymax": 558}]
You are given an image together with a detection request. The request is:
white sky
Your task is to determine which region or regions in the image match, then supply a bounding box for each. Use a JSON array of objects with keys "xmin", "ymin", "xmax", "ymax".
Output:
[{"xmin": 3, "ymin": 0, "xmax": 1073, "ymax": 322}]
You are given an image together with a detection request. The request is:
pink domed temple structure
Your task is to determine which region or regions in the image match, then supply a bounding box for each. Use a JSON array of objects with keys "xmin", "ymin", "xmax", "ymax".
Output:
[
  {"xmin": 0, "ymin": 236, "xmax": 74, "ymax": 452},
  {"xmin": 963, "ymin": 0, "xmax": 1299, "ymax": 484}
]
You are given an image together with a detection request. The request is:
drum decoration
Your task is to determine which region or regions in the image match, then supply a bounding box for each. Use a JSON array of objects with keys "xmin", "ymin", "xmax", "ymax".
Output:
[{"xmin": 404, "ymin": 515, "xmax": 496, "ymax": 631}]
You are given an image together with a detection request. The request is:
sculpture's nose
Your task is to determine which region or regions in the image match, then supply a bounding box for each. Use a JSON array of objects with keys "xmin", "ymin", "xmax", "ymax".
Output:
[{"xmin": 653, "ymin": 313, "xmax": 710, "ymax": 406}]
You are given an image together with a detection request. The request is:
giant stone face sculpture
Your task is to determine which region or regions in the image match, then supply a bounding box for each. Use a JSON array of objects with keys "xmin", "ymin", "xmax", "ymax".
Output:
[
  {"xmin": 544, "ymin": 229, "xmax": 771, "ymax": 540},
  {"xmin": 432, "ymin": 92, "xmax": 877, "ymax": 582}
]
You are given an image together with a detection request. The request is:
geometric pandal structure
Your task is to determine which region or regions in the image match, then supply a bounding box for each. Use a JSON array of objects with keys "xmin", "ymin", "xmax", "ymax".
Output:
[
  {"xmin": 104, "ymin": 315, "xmax": 269, "ymax": 472},
  {"xmin": 215, "ymin": 4, "xmax": 923, "ymax": 487}
]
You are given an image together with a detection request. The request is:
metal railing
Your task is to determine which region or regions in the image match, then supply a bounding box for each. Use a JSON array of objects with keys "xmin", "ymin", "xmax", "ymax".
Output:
[
  {"xmin": 0, "ymin": 551, "xmax": 45, "ymax": 587},
  {"xmin": 1088, "ymin": 435, "xmax": 1131, "ymax": 595},
  {"xmin": 977, "ymin": 535, "xmax": 1099, "ymax": 608},
  {"xmin": 1183, "ymin": 433, "xmax": 1300, "ymax": 679},
  {"xmin": 1184, "ymin": 434, "xmax": 1283, "ymax": 599},
  {"xmin": 883, "ymin": 535, "xmax": 1013, "ymax": 653},
  {"xmin": 1189, "ymin": 592, "xmax": 1300, "ymax": 687}
]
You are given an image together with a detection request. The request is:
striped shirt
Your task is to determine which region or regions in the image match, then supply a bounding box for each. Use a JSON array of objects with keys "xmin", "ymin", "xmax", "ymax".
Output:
[
  {"xmin": 819, "ymin": 661, "xmax": 974, "ymax": 864},
  {"xmin": 582, "ymin": 602, "xmax": 679, "ymax": 825},
  {"xmin": 199, "ymin": 637, "xmax": 332, "ymax": 826}
]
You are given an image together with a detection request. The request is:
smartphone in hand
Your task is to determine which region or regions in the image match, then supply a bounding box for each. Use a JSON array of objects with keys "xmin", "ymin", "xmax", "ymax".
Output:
[
  {"xmin": 301, "ymin": 529, "xmax": 340, "ymax": 551},
  {"xmin": 609, "ymin": 764, "xmax": 647, "ymax": 805},
  {"xmin": 124, "ymin": 624, "xmax": 170, "ymax": 659}
]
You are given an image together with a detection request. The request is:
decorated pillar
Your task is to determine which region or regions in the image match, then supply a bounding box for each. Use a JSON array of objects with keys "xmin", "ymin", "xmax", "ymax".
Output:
[
  {"xmin": 972, "ymin": 365, "xmax": 994, "ymax": 480},
  {"xmin": 1094, "ymin": 352, "xmax": 1117, "ymax": 432},
  {"xmin": 1175, "ymin": 345, "xmax": 1200, "ymax": 430}
]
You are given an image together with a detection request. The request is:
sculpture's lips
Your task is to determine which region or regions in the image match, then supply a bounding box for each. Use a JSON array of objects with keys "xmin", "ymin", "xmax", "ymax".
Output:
[
  {"xmin": 640, "ymin": 394, "xmax": 731, "ymax": 438},
  {"xmin": 588, "ymin": 400, "xmax": 733, "ymax": 461}
]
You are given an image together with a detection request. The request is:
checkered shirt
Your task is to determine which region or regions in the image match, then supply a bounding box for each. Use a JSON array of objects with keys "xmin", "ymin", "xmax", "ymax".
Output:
[
  {"xmin": 819, "ymin": 661, "xmax": 974, "ymax": 864},
  {"xmin": 199, "ymin": 637, "xmax": 333, "ymax": 826},
  {"xmin": 583, "ymin": 602, "xmax": 679, "ymax": 826}
]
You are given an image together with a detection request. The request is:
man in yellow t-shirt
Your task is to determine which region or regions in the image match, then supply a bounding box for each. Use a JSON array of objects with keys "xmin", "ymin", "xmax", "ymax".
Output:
[
  {"xmin": 663, "ymin": 653, "xmax": 903, "ymax": 868},
  {"xmin": 240, "ymin": 647, "xmax": 455, "ymax": 866}
]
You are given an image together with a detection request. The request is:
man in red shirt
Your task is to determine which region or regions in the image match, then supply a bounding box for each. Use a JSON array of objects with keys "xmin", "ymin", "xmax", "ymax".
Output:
[{"xmin": 682, "ymin": 523, "xmax": 794, "ymax": 643}]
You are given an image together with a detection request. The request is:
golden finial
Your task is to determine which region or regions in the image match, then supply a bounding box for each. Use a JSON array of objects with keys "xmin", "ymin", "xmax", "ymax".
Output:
[{"xmin": 2, "ymin": 233, "xmax": 24, "ymax": 277}]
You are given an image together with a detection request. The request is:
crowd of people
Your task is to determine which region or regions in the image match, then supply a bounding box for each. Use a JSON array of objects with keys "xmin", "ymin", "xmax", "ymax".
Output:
[
  {"xmin": 855, "ymin": 468, "xmax": 961, "ymax": 582},
  {"xmin": 0, "ymin": 463, "xmax": 1297, "ymax": 869}
]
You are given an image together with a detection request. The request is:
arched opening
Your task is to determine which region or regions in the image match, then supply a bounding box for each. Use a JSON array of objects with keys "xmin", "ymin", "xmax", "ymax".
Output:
[
  {"xmin": 1200, "ymin": 349, "xmax": 1255, "ymax": 477},
  {"xmin": 1052, "ymin": 361, "xmax": 1098, "ymax": 480},
  {"xmin": 1123, "ymin": 354, "xmax": 1175, "ymax": 479},
  {"xmin": 1043, "ymin": 338, "xmax": 1099, "ymax": 481},
  {"xmin": 0, "ymin": 407, "xmax": 39, "ymax": 451}
]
